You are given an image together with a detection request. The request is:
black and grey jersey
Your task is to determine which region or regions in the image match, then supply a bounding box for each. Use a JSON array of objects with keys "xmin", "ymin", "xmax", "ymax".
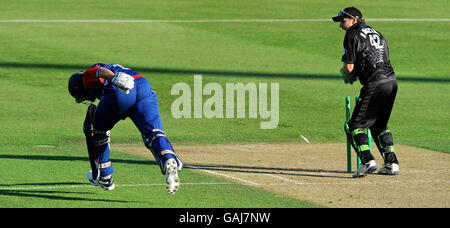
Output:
[{"xmin": 341, "ymin": 23, "xmax": 396, "ymax": 86}]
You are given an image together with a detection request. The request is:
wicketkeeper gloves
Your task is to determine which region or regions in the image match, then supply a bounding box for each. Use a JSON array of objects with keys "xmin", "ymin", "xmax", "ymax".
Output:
[
  {"xmin": 340, "ymin": 68, "xmax": 356, "ymax": 84},
  {"xmin": 111, "ymin": 72, "xmax": 135, "ymax": 94}
]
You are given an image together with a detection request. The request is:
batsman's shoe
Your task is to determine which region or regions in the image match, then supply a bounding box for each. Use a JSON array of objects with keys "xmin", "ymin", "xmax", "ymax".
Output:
[
  {"xmin": 378, "ymin": 163, "xmax": 399, "ymax": 175},
  {"xmin": 352, "ymin": 160, "xmax": 378, "ymax": 178},
  {"xmin": 175, "ymin": 156, "xmax": 184, "ymax": 172},
  {"xmin": 87, "ymin": 171, "xmax": 116, "ymax": 191},
  {"xmin": 165, "ymin": 158, "xmax": 180, "ymax": 194}
]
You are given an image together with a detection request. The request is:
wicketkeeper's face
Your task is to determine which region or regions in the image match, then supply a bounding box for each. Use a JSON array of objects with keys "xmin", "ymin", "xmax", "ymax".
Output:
[{"xmin": 339, "ymin": 18, "xmax": 356, "ymax": 31}]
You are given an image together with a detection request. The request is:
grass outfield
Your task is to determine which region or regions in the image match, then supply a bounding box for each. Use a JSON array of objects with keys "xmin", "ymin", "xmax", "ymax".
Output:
[{"xmin": 0, "ymin": 0, "xmax": 449, "ymax": 208}]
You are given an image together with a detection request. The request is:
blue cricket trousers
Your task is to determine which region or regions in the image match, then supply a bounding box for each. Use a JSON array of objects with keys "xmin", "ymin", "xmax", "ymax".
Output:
[{"xmin": 93, "ymin": 77, "xmax": 166, "ymax": 177}]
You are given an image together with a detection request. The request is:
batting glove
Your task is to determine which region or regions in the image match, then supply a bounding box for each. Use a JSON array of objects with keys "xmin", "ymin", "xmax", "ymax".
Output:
[
  {"xmin": 111, "ymin": 72, "xmax": 135, "ymax": 94},
  {"xmin": 340, "ymin": 68, "xmax": 356, "ymax": 84}
]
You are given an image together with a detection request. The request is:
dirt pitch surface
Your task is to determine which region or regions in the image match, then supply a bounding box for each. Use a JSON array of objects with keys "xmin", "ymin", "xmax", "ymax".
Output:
[{"xmin": 114, "ymin": 143, "xmax": 450, "ymax": 208}]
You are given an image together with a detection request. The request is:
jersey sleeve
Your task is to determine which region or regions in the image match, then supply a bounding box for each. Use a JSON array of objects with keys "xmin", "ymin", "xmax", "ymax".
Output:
[
  {"xmin": 341, "ymin": 33, "xmax": 357, "ymax": 64},
  {"xmin": 82, "ymin": 63, "xmax": 107, "ymax": 89}
]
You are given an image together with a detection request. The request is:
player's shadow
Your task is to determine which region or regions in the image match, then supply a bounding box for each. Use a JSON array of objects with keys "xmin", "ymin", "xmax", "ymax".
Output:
[
  {"xmin": 0, "ymin": 154, "xmax": 156, "ymax": 203},
  {"xmin": 0, "ymin": 154, "xmax": 158, "ymax": 166},
  {"xmin": 0, "ymin": 188, "xmax": 130, "ymax": 203},
  {"xmin": 0, "ymin": 182, "xmax": 131, "ymax": 203},
  {"xmin": 0, "ymin": 182, "xmax": 84, "ymax": 187},
  {"xmin": 0, "ymin": 154, "xmax": 352, "ymax": 179},
  {"xmin": 0, "ymin": 61, "xmax": 448, "ymax": 83},
  {"xmin": 0, "ymin": 154, "xmax": 157, "ymax": 203},
  {"xmin": 184, "ymin": 163, "xmax": 352, "ymax": 179}
]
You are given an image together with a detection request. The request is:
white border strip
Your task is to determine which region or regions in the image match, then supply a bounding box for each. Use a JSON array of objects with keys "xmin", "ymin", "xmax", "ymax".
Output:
[{"xmin": 0, "ymin": 18, "xmax": 448, "ymax": 23}]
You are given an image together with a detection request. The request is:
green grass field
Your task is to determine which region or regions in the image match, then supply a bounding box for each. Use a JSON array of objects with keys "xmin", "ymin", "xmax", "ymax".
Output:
[{"xmin": 0, "ymin": 0, "xmax": 448, "ymax": 208}]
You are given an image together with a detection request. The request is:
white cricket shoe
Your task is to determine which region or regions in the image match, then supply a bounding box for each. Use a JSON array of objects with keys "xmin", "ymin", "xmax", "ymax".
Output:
[
  {"xmin": 165, "ymin": 158, "xmax": 180, "ymax": 194},
  {"xmin": 352, "ymin": 160, "xmax": 378, "ymax": 178},
  {"xmin": 87, "ymin": 171, "xmax": 115, "ymax": 191},
  {"xmin": 378, "ymin": 163, "xmax": 399, "ymax": 175}
]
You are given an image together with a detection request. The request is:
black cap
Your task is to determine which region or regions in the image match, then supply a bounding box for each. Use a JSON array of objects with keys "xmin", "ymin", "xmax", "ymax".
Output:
[{"xmin": 332, "ymin": 7, "xmax": 363, "ymax": 22}]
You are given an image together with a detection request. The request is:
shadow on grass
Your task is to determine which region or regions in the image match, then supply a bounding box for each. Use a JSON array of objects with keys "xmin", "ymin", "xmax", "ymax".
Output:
[
  {"xmin": 0, "ymin": 182, "xmax": 85, "ymax": 187},
  {"xmin": 0, "ymin": 154, "xmax": 351, "ymax": 179},
  {"xmin": 1, "ymin": 61, "xmax": 448, "ymax": 83},
  {"xmin": 185, "ymin": 163, "xmax": 352, "ymax": 179},
  {"xmin": 0, "ymin": 182, "xmax": 131, "ymax": 203},
  {"xmin": 0, "ymin": 154, "xmax": 158, "ymax": 166},
  {"xmin": 0, "ymin": 154, "xmax": 155, "ymax": 203},
  {"xmin": 0, "ymin": 188, "xmax": 130, "ymax": 203}
]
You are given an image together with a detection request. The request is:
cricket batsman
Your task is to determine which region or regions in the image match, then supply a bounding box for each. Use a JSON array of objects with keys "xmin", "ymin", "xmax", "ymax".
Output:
[
  {"xmin": 332, "ymin": 7, "xmax": 400, "ymax": 177},
  {"xmin": 68, "ymin": 63, "xmax": 183, "ymax": 194}
]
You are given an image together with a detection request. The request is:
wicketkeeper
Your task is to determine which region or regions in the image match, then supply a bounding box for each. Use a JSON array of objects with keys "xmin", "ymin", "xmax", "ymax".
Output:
[
  {"xmin": 333, "ymin": 7, "xmax": 400, "ymax": 177},
  {"xmin": 68, "ymin": 63, "xmax": 183, "ymax": 194}
]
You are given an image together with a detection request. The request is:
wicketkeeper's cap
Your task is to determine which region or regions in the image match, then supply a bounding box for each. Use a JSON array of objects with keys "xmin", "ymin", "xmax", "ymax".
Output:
[{"xmin": 332, "ymin": 7, "xmax": 363, "ymax": 22}]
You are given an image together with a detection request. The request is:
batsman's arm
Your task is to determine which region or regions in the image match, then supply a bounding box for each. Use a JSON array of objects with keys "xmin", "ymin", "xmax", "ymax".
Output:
[
  {"xmin": 97, "ymin": 67, "xmax": 135, "ymax": 94},
  {"xmin": 97, "ymin": 67, "xmax": 115, "ymax": 80}
]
